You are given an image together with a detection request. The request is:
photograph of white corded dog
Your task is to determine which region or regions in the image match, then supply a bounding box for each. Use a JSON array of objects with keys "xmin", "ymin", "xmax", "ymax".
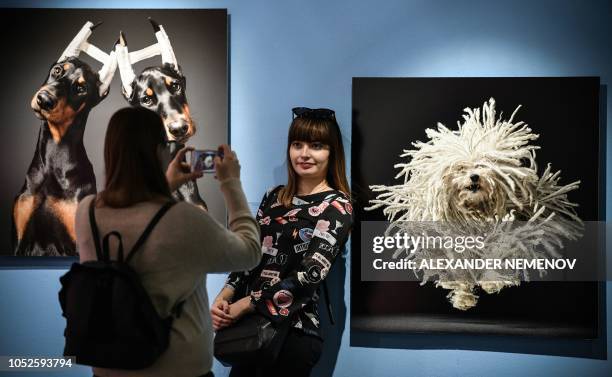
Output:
[{"xmin": 367, "ymin": 98, "xmax": 583, "ymax": 310}]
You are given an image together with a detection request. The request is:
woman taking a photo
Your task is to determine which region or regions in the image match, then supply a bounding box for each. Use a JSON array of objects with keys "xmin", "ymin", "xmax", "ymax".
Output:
[
  {"xmin": 75, "ymin": 107, "xmax": 261, "ymax": 377},
  {"xmin": 212, "ymin": 107, "xmax": 353, "ymax": 377}
]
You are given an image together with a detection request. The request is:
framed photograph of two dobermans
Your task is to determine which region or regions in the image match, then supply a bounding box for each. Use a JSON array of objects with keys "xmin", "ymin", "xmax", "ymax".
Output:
[{"xmin": 0, "ymin": 9, "xmax": 228, "ymax": 265}]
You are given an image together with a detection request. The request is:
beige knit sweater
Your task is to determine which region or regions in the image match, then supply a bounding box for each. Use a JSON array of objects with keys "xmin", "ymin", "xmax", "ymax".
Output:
[{"xmin": 75, "ymin": 178, "xmax": 261, "ymax": 377}]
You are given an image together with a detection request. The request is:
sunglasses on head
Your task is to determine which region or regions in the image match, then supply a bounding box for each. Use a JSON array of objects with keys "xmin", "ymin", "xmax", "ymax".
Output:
[{"xmin": 292, "ymin": 107, "xmax": 336, "ymax": 120}]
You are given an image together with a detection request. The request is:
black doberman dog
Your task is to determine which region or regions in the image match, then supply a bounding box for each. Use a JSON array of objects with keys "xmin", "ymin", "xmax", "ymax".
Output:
[
  {"xmin": 13, "ymin": 25, "xmax": 115, "ymax": 256},
  {"xmin": 117, "ymin": 20, "xmax": 207, "ymax": 210}
]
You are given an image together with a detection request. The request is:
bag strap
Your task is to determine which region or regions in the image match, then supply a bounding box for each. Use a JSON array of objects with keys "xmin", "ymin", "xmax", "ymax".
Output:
[
  {"xmin": 125, "ymin": 201, "xmax": 176, "ymax": 264},
  {"xmin": 88, "ymin": 196, "xmax": 104, "ymax": 261},
  {"xmin": 103, "ymin": 231, "xmax": 124, "ymax": 262},
  {"xmin": 322, "ymin": 281, "xmax": 335, "ymax": 325}
]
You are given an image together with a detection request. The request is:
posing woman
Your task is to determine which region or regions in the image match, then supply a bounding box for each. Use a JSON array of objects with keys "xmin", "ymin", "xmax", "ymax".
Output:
[
  {"xmin": 75, "ymin": 107, "xmax": 261, "ymax": 377},
  {"xmin": 212, "ymin": 107, "xmax": 353, "ymax": 377}
]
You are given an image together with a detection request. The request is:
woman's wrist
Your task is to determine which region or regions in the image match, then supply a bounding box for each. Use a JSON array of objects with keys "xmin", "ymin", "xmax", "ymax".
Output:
[
  {"xmin": 220, "ymin": 178, "xmax": 251, "ymax": 222},
  {"xmin": 219, "ymin": 177, "xmax": 242, "ymax": 190},
  {"xmin": 216, "ymin": 287, "xmax": 235, "ymax": 303},
  {"xmin": 248, "ymin": 295, "xmax": 257, "ymax": 311},
  {"xmin": 241, "ymin": 296, "xmax": 256, "ymax": 313}
]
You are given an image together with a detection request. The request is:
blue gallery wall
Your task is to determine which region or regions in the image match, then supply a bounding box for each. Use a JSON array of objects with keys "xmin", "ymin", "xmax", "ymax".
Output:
[{"xmin": 1, "ymin": 1, "xmax": 611, "ymax": 376}]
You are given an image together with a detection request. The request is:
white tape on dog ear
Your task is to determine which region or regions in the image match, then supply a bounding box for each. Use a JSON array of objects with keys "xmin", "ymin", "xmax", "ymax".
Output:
[
  {"xmin": 58, "ymin": 21, "xmax": 118, "ymax": 97},
  {"xmin": 81, "ymin": 42, "xmax": 110, "ymax": 65},
  {"xmin": 116, "ymin": 43, "xmax": 136, "ymax": 98},
  {"xmin": 97, "ymin": 49, "xmax": 117, "ymax": 97},
  {"xmin": 58, "ymin": 21, "xmax": 94, "ymax": 62},
  {"xmin": 128, "ymin": 43, "xmax": 161, "ymax": 63},
  {"xmin": 156, "ymin": 25, "xmax": 179, "ymax": 72}
]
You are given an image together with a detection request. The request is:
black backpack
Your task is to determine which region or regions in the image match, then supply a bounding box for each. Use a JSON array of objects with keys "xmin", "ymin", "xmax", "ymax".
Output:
[{"xmin": 58, "ymin": 197, "xmax": 181, "ymax": 369}]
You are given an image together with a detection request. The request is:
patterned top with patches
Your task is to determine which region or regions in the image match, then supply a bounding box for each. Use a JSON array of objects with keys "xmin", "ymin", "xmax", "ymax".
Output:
[{"xmin": 225, "ymin": 186, "xmax": 353, "ymax": 339}]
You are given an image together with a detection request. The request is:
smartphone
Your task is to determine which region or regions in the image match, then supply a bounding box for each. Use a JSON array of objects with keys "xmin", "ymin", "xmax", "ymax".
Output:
[{"xmin": 191, "ymin": 149, "xmax": 218, "ymax": 173}]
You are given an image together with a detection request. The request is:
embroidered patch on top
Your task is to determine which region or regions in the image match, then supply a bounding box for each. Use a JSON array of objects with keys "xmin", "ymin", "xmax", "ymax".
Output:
[
  {"xmin": 260, "ymin": 269, "xmax": 280, "ymax": 280},
  {"xmin": 317, "ymin": 243, "xmax": 333, "ymax": 252},
  {"xmin": 299, "ymin": 228, "xmax": 314, "ymax": 242},
  {"xmin": 265, "ymin": 300, "xmax": 278, "ymax": 316},
  {"xmin": 331, "ymin": 200, "xmax": 346, "ymax": 214},
  {"xmin": 305, "ymin": 264, "xmax": 323, "ymax": 283},
  {"xmin": 261, "ymin": 235, "xmax": 278, "ymax": 256},
  {"xmin": 273, "ymin": 290, "xmax": 294, "ymax": 308},
  {"xmin": 275, "ymin": 216, "xmax": 288, "ymax": 225},
  {"xmin": 315, "ymin": 220, "xmax": 330, "ymax": 233},
  {"xmin": 311, "ymin": 252, "xmax": 332, "ymax": 269},
  {"xmin": 308, "ymin": 201, "xmax": 330, "ymax": 217},
  {"xmin": 331, "ymin": 220, "xmax": 343, "ymax": 234},
  {"xmin": 265, "ymin": 253, "xmax": 288, "ymax": 266},
  {"xmin": 283, "ymin": 208, "xmax": 301, "ymax": 222},
  {"xmin": 294, "ymin": 241, "xmax": 310, "ymax": 253}
]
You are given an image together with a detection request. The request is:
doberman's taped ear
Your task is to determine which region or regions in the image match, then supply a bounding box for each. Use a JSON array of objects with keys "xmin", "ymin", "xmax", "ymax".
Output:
[
  {"xmin": 116, "ymin": 31, "xmax": 137, "ymax": 100},
  {"xmin": 116, "ymin": 19, "xmax": 182, "ymax": 100},
  {"xmin": 58, "ymin": 21, "xmax": 118, "ymax": 97},
  {"xmin": 149, "ymin": 18, "xmax": 181, "ymax": 74},
  {"xmin": 97, "ymin": 46, "xmax": 117, "ymax": 98}
]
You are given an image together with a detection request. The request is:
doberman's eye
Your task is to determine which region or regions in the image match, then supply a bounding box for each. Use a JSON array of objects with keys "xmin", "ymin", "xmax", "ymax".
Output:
[
  {"xmin": 52, "ymin": 66, "xmax": 63, "ymax": 78},
  {"xmin": 76, "ymin": 84, "xmax": 87, "ymax": 94},
  {"xmin": 169, "ymin": 82, "xmax": 181, "ymax": 94},
  {"xmin": 141, "ymin": 96, "xmax": 154, "ymax": 106}
]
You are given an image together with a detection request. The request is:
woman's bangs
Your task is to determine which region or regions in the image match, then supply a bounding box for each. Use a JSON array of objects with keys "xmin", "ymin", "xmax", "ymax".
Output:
[{"xmin": 289, "ymin": 118, "xmax": 332, "ymax": 144}]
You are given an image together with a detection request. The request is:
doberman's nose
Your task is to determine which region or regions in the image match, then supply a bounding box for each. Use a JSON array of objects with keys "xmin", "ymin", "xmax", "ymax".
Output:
[
  {"xmin": 470, "ymin": 174, "xmax": 480, "ymax": 183},
  {"xmin": 36, "ymin": 91, "xmax": 56, "ymax": 111},
  {"xmin": 168, "ymin": 122, "xmax": 188, "ymax": 138}
]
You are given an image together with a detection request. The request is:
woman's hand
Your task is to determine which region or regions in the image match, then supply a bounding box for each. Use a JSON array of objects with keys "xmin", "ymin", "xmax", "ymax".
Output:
[
  {"xmin": 166, "ymin": 146, "xmax": 203, "ymax": 192},
  {"xmin": 214, "ymin": 144, "xmax": 240, "ymax": 182},
  {"xmin": 211, "ymin": 298, "xmax": 234, "ymax": 331},
  {"xmin": 227, "ymin": 296, "xmax": 255, "ymax": 322}
]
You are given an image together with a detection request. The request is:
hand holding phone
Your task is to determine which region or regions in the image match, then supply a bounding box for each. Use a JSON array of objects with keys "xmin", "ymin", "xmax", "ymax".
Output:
[
  {"xmin": 214, "ymin": 144, "xmax": 240, "ymax": 181},
  {"xmin": 166, "ymin": 146, "xmax": 203, "ymax": 192}
]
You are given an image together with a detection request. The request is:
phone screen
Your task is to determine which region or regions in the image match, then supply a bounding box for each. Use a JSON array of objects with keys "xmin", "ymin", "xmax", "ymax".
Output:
[{"xmin": 191, "ymin": 149, "xmax": 217, "ymax": 173}]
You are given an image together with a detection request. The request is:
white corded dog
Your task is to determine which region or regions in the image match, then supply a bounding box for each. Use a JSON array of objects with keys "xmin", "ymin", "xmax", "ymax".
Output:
[{"xmin": 367, "ymin": 98, "xmax": 583, "ymax": 310}]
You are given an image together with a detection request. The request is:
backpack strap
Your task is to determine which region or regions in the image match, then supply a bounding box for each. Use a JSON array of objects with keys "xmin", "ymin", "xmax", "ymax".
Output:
[
  {"xmin": 103, "ymin": 231, "xmax": 125, "ymax": 262},
  {"xmin": 88, "ymin": 196, "xmax": 105, "ymax": 261},
  {"xmin": 125, "ymin": 201, "xmax": 176, "ymax": 264}
]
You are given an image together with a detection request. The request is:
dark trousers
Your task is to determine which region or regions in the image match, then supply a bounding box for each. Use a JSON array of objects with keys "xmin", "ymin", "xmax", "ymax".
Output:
[{"xmin": 229, "ymin": 329, "xmax": 323, "ymax": 377}]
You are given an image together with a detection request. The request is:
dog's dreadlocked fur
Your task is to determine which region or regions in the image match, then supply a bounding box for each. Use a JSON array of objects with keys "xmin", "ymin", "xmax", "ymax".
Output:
[{"xmin": 367, "ymin": 98, "xmax": 583, "ymax": 310}]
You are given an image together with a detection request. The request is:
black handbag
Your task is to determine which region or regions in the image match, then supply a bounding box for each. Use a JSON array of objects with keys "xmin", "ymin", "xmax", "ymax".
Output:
[{"xmin": 213, "ymin": 313, "xmax": 290, "ymax": 367}]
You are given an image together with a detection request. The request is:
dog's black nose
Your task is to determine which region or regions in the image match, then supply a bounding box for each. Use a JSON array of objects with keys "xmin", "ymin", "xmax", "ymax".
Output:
[
  {"xmin": 470, "ymin": 174, "xmax": 480, "ymax": 182},
  {"xmin": 36, "ymin": 91, "xmax": 56, "ymax": 111},
  {"xmin": 169, "ymin": 123, "xmax": 188, "ymax": 137}
]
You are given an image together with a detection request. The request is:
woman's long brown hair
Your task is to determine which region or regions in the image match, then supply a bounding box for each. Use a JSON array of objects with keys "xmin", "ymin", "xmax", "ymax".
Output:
[
  {"xmin": 99, "ymin": 107, "xmax": 172, "ymax": 207},
  {"xmin": 278, "ymin": 116, "xmax": 350, "ymax": 207}
]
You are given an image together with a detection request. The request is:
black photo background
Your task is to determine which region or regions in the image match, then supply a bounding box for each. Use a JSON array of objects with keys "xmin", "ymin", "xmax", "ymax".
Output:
[
  {"xmin": 0, "ymin": 9, "xmax": 228, "ymax": 259},
  {"xmin": 351, "ymin": 77, "xmax": 600, "ymax": 337}
]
